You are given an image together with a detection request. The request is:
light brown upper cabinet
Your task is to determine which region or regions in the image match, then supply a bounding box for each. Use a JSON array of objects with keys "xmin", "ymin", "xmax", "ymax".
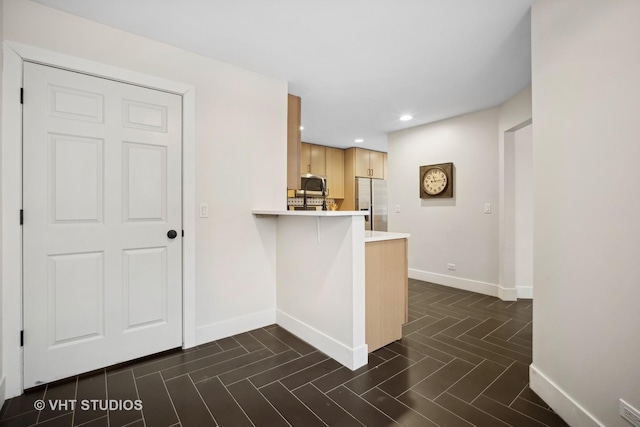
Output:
[
  {"xmin": 369, "ymin": 151, "xmax": 384, "ymax": 179},
  {"xmin": 343, "ymin": 148, "xmax": 387, "ymax": 210},
  {"xmin": 287, "ymin": 94, "xmax": 301, "ymax": 190},
  {"xmin": 354, "ymin": 148, "xmax": 385, "ymax": 179},
  {"xmin": 300, "ymin": 142, "xmax": 326, "ymax": 176},
  {"xmin": 325, "ymin": 147, "xmax": 344, "ymax": 199}
]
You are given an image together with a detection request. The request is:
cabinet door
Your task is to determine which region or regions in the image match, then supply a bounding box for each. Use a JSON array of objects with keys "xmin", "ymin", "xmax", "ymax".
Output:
[
  {"xmin": 325, "ymin": 147, "xmax": 344, "ymax": 198},
  {"xmin": 309, "ymin": 144, "xmax": 326, "ymax": 176},
  {"xmin": 369, "ymin": 150, "xmax": 385, "ymax": 179},
  {"xmin": 365, "ymin": 243, "xmax": 383, "ymax": 351},
  {"xmin": 365, "ymin": 239, "xmax": 407, "ymax": 352},
  {"xmin": 380, "ymin": 239, "xmax": 406, "ymax": 343},
  {"xmin": 300, "ymin": 142, "xmax": 311, "ymax": 174},
  {"xmin": 354, "ymin": 148, "xmax": 371, "ymax": 177}
]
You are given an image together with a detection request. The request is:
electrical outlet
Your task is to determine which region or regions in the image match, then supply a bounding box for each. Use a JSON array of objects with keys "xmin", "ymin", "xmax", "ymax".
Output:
[
  {"xmin": 447, "ymin": 263, "xmax": 456, "ymax": 271},
  {"xmin": 395, "ymin": 204, "xmax": 400, "ymax": 213},
  {"xmin": 621, "ymin": 399, "xmax": 640, "ymax": 427},
  {"xmin": 200, "ymin": 203, "xmax": 209, "ymax": 218}
]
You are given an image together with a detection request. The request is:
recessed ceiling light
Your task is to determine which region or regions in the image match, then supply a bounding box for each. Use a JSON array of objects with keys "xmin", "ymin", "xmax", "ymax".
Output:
[
  {"xmin": 354, "ymin": 138, "xmax": 364, "ymax": 143},
  {"xmin": 400, "ymin": 115, "xmax": 413, "ymax": 121},
  {"xmin": 300, "ymin": 126, "xmax": 304, "ymax": 131}
]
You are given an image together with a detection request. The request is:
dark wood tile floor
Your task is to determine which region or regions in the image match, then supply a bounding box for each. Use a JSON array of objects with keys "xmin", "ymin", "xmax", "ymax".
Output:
[{"xmin": 1, "ymin": 279, "xmax": 568, "ymax": 427}]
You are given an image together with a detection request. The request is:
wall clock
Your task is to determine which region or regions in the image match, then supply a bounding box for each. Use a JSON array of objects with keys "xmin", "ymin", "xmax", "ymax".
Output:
[{"xmin": 420, "ymin": 162, "xmax": 453, "ymax": 198}]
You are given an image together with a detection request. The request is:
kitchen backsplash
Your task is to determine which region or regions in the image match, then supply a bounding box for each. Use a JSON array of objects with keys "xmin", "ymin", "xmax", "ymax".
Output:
[{"xmin": 287, "ymin": 197, "xmax": 335, "ymax": 207}]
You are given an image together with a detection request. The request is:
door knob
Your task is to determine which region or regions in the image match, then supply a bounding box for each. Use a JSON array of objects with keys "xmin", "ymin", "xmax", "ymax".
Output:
[{"xmin": 167, "ymin": 230, "xmax": 177, "ymax": 239}]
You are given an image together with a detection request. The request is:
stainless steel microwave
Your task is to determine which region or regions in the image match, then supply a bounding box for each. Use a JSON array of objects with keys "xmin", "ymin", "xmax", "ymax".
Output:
[{"xmin": 294, "ymin": 175, "xmax": 327, "ymax": 197}]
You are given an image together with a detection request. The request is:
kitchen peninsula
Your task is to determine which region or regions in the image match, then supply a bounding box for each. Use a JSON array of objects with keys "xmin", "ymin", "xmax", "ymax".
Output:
[{"xmin": 252, "ymin": 210, "xmax": 409, "ymax": 370}]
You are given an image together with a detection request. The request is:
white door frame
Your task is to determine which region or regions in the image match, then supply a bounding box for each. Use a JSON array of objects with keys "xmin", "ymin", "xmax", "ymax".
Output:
[
  {"xmin": 1, "ymin": 41, "xmax": 197, "ymax": 398},
  {"xmin": 498, "ymin": 118, "xmax": 532, "ymax": 301}
]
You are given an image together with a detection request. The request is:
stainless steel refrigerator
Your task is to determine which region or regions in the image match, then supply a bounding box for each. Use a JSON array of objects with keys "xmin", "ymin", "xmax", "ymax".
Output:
[{"xmin": 356, "ymin": 177, "xmax": 388, "ymax": 231}]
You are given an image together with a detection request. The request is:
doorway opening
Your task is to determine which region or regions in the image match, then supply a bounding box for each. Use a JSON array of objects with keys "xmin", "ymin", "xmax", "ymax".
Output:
[{"xmin": 503, "ymin": 121, "xmax": 534, "ymax": 299}]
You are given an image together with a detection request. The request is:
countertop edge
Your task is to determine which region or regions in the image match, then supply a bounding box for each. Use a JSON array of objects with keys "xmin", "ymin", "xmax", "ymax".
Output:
[
  {"xmin": 252, "ymin": 210, "xmax": 368, "ymax": 217},
  {"xmin": 364, "ymin": 231, "xmax": 411, "ymax": 242}
]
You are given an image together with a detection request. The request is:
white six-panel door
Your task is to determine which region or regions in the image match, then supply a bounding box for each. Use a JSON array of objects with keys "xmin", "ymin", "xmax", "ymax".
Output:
[{"xmin": 23, "ymin": 62, "xmax": 183, "ymax": 387}]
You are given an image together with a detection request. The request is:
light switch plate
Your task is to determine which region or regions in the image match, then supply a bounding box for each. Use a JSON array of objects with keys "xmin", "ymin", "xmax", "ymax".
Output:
[
  {"xmin": 200, "ymin": 203, "xmax": 209, "ymax": 218},
  {"xmin": 484, "ymin": 203, "xmax": 492, "ymax": 214}
]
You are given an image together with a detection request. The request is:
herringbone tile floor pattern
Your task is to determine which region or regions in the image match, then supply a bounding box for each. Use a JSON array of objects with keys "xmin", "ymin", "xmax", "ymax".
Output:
[{"xmin": 1, "ymin": 279, "xmax": 568, "ymax": 426}]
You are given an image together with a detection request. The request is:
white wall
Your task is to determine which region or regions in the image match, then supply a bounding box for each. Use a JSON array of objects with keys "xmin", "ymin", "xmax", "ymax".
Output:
[
  {"xmin": 388, "ymin": 108, "xmax": 501, "ymax": 295},
  {"xmin": 1, "ymin": 0, "xmax": 286, "ymax": 396},
  {"xmin": 514, "ymin": 124, "xmax": 533, "ymax": 295},
  {"xmin": 530, "ymin": 1, "xmax": 640, "ymax": 426}
]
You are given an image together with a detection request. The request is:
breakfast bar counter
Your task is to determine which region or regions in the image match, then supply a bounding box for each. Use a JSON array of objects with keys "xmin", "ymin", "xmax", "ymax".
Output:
[
  {"xmin": 252, "ymin": 209, "xmax": 409, "ymax": 369},
  {"xmin": 253, "ymin": 210, "xmax": 366, "ymax": 217},
  {"xmin": 253, "ymin": 209, "xmax": 369, "ymax": 369}
]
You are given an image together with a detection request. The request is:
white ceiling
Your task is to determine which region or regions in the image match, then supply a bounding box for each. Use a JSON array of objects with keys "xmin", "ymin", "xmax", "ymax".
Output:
[{"xmin": 34, "ymin": 0, "xmax": 533, "ymax": 152}]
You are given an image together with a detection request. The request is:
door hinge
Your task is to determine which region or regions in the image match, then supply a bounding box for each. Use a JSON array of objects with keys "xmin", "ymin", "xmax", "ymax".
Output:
[
  {"xmin": 182, "ymin": 230, "xmax": 184, "ymax": 237},
  {"xmin": 20, "ymin": 330, "xmax": 24, "ymax": 347},
  {"xmin": 20, "ymin": 88, "xmax": 24, "ymax": 104},
  {"xmin": 20, "ymin": 209, "xmax": 24, "ymax": 225}
]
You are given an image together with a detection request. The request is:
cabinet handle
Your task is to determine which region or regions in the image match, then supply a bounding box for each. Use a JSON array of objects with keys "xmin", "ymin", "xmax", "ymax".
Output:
[{"xmin": 307, "ymin": 164, "xmax": 310, "ymax": 172}]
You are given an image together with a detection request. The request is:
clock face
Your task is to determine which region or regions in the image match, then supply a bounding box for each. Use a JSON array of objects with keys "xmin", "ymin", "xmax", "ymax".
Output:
[{"xmin": 423, "ymin": 168, "xmax": 448, "ymax": 195}]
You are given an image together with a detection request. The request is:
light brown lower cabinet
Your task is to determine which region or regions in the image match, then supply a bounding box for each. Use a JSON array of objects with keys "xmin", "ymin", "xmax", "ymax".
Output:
[{"xmin": 365, "ymin": 238, "xmax": 408, "ymax": 352}]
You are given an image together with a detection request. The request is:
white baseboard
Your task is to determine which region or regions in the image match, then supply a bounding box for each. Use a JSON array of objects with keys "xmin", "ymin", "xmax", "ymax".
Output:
[
  {"xmin": 276, "ymin": 310, "xmax": 368, "ymax": 371},
  {"xmin": 530, "ymin": 364, "xmax": 603, "ymax": 427},
  {"xmin": 498, "ymin": 286, "xmax": 518, "ymax": 301},
  {"xmin": 0, "ymin": 376, "xmax": 5, "ymax": 411},
  {"xmin": 517, "ymin": 286, "xmax": 533, "ymax": 299},
  {"xmin": 410, "ymin": 268, "xmax": 519, "ymax": 300},
  {"xmin": 195, "ymin": 309, "xmax": 276, "ymax": 346}
]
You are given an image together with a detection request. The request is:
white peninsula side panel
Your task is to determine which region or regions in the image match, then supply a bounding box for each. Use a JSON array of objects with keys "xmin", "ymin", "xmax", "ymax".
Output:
[{"xmin": 254, "ymin": 211, "xmax": 367, "ymax": 370}]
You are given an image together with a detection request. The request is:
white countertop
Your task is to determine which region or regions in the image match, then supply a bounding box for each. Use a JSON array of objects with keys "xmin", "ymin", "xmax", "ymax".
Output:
[
  {"xmin": 364, "ymin": 230, "xmax": 410, "ymax": 242},
  {"xmin": 253, "ymin": 210, "xmax": 368, "ymax": 217}
]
